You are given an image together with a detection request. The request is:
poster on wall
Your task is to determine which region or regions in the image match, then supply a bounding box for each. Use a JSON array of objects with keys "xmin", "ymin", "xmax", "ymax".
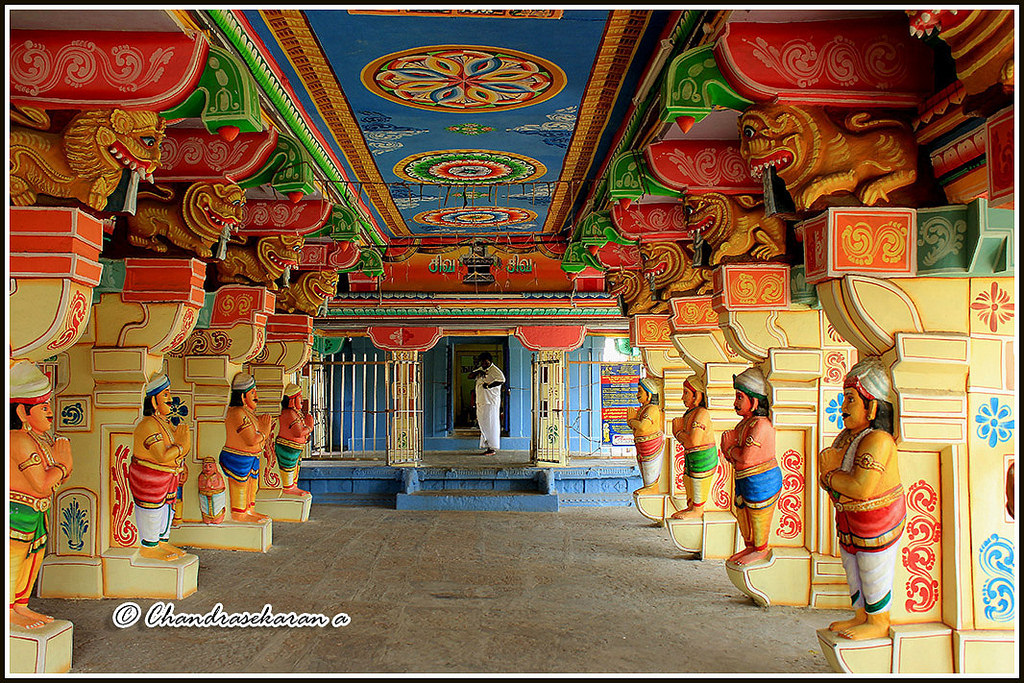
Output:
[{"xmin": 600, "ymin": 363, "xmax": 641, "ymax": 449}]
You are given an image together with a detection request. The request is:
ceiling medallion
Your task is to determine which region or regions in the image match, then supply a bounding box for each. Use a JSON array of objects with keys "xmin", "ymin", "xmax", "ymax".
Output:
[
  {"xmin": 413, "ymin": 206, "xmax": 538, "ymax": 228},
  {"xmin": 362, "ymin": 45, "xmax": 567, "ymax": 111},
  {"xmin": 395, "ymin": 150, "xmax": 546, "ymax": 185}
]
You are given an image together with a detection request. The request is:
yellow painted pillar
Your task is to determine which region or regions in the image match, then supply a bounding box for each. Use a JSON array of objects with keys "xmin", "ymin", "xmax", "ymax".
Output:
[
  {"xmin": 666, "ymin": 294, "xmax": 750, "ymax": 558},
  {"xmin": 164, "ymin": 285, "xmax": 276, "ymax": 552},
  {"xmin": 532, "ymin": 350, "xmax": 569, "ymax": 466},
  {"xmin": 247, "ymin": 313, "xmax": 314, "ymax": 521},
  {"xmin": 36, "ymin": 257, "xmax": 206, "ymax": 601},
  {"xmin": 386, "ymin": 350, "xmax": 422, "ymax": 466}
]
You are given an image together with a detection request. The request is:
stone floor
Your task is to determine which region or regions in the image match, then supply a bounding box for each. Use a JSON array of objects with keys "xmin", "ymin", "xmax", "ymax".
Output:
[{"xmin": 31, "ymin": 504, "xmax": 845, "ymax": 674}]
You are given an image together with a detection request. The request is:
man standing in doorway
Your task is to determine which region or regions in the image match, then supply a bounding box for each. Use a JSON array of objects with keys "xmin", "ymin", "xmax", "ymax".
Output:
[{"xmin": 469, "ymin": 352, "xmax": 505, "ymax": 455}]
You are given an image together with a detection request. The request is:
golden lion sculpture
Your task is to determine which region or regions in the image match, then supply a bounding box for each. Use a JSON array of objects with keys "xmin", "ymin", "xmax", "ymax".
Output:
[
  {"xmin": 738, "ymin": 103, "xmax": 918, "ymax": 213},
  {"xmin": 214, "ymin": 234, "xmax": 304, "ymax": 291},
  {"xmin": 276, "ymin": 270, "xmax": 340, "ymax": 316},
  {"xmin": 684, "ymin": 192, "xmax": 787, "ymax": 266},
  {"xmin": 11, "ymin": 108, "xmax": 165, "ymax": 212},
  {"xmin": 125, "ymin": 181, "xmax": 246, "ymax": 258}
]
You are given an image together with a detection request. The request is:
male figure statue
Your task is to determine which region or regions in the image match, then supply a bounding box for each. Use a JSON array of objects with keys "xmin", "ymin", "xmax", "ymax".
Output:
[
  {"xmin": 721, "ymin": 367, "xmax": 782, "ymax": 566},
  {"xmin": 627, "ymin": 378, "xmax": 665, "ymax": 494},
  {"xmin": 276, "ymin": 383, "xmax": 314, "ymax": 495},
  {"xmin": 818, "ymin": 358, "xmax": 905, "ymax": 640},
  {"xmin": 220, "ymin": 373, "xmax": 274, "ymax": 522},
  {"xmin": 670, "ymin": 374, "xmax": 718, "ymax": 520},
  {"xmin": 9, "ymin": 360, "xmax": 73, "ymax": 629},
  {"xmin": 468, "ymin": 352, "xmax": 505, "ymax": 455},
  {"xmin": 130, "ymin": 373, "xmax": 191, "ymax": 560}
]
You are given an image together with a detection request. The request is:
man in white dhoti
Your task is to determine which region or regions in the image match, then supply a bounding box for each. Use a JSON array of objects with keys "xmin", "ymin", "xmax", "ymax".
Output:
[{"xmin": 469, "ymin": 352, "xmax": 505, "ymax": 455}]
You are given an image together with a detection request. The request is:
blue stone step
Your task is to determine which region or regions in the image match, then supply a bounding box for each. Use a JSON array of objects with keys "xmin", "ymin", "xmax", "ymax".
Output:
[{"xmin": 395, "ymin": 490, "xmax": 560, "ymax": 512}]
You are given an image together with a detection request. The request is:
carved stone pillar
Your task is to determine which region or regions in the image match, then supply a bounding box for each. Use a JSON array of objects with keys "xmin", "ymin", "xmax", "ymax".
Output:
[
  {"xmin": 37, "ymin": 258, "xmax": 205, "ymax": 601},
  {"xmin": 707, "ymin": 263, "xmax": 848, "ymax": 608},
  {"xmin": 803, "ymin": 204, "xmax": 1015, "ymax": 673},
  {"xmin": 165, "ymin": 285, "xmax": 276, "ymax": 552},
  {"xmin": 627, "ymin": 314, "xmax": 683, "ymax": 524},
  {"xmin": 365, "ymin": 326, "xmax": 444, "ymax": 466},
  {"xmin": 514, "ymin": 325, "xmax": 588, "ymax": 467},
  {"xmin": 247, "ymin": 313, "xmax": 314, "ymax": 521},
  {"xmin": 665, "ymin": 294, "xmax": 751, "ymax": 558}
]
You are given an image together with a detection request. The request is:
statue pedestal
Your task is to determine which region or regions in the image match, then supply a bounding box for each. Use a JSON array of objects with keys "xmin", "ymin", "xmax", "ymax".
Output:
[
  {"xmin": 666, "ymin": 510, "xmax": 739, "ymax": 558},
  {"xmin": 170, "ymin": 518, "xmax": 272, "ymax": 552},
  {"xmin": 9, "ymin": 619, "xmax": 74, "ymax": 673},
  {"xmin": 809, "ymin": 553, "xmax": 851, "ymax": 609},
  {"xmin": 724, "ymin": 547, "xmax": 811, "ymax": 607},
  {"xmin": 255, "ymin": 489, "xmax": 312, "ymax": 522},
  {"xmin": 817, "ymin": 628, "xmax": 893, "ymax": 674},
  {"xmin": 632, "ymin": 492, "xmax": 668, "ymax": 524},
  {"xmin": 953, "ymin": 630, "xmax": 1017, "ymax": 674},
  {"xmin": 102, "ymin": 548, "xmax": 198, "ymax": 599},
  {"xmin": 38, "ymin": 556, "xmax": 104, "ymax": 599}
]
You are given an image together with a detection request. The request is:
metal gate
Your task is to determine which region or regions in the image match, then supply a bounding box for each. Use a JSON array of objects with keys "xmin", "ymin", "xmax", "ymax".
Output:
[{"xmin": 308, "ymin": 351, "xmax": 389, "ymax": 459}]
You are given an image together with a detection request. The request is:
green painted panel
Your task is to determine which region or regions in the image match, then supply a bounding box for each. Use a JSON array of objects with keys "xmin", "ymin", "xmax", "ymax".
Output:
[
  {"xmin": 160, "ymin": 45, "xmax": 262, "ymax": 137},
  {"xmin": 660, "ymin": 45, "xmax": 753, "ymax": 124}
]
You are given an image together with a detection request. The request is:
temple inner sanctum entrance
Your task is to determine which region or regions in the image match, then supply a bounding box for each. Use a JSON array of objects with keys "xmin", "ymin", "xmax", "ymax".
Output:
[{"xmin": 451, "ymin": 339, "xmax": 508, "ymax": 437}]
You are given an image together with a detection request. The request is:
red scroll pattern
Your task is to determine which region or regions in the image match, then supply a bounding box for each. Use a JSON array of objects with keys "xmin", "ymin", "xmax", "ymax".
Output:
[
  {"xmin": 673, "ymin": 442, "xmax": 687, "ymax": 496},
  {"xmin": 711, "ymin": 457, "xmax": 733, "ymax": 509},
  {"xmin": 902, "ymin": 480, "xmax": 941, "ymax": 613},
  {"xmin": 111, "ymin": 444, "xmax": 138, "ymax": 547},
  {"xmin": 775, "ymin": 449, "xmax": 804, "ymax": 539},
  {"xmin": 47, "ymin": 291, "xmax": 88, "ymax": 350}
]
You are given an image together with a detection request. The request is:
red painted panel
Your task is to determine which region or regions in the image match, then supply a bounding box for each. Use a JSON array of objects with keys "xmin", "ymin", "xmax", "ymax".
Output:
[
  {"xmin": 267, "ymin": 313, "xmax": 313, "ymax": 342},
  {"xmin": 645, "ymin": 140, "xmax": 758, "ymax": 193},
  {"xmin": 239, "ymin": 198, "xmax": 332, "ymax": 237},
  {"xmin": 986, "ymin": 106, "xmax": 1014, "ymax": 207},
  {"xmin": 715, "ymin": 20, "xmax": 933, "ymax": 107},
  {"xmin": 209, "ymin": 285, "xmax": 276, "ymax": 326},
  {"xmin": 157, "ymin": 127, "xmax": 277, "ymax": 183},
  {"xmin": 669, "ymin": 295, "xmax": 718, "ymax": 332},
  {"xmin": 514, "ymin": 325, "xmax": 586, "ymax": 351},
  {"xmin": 10, "ymin": 30, "xmax": 208, "ymax": 111},
  {"xmin": 610, "ymin": 199, "xmax": 691, "ymax": 242},
  {"xmin": 712, "ymin": 263, "xmax": 790, "ymax": 312},
  {"xmin": 367, "ymin": 326, "xmax": 442, "ymax": 351}
]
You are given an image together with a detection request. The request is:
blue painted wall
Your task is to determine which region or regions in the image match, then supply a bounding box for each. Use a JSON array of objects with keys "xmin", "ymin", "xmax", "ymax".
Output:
[{"xmin": 328, "ymin": 334, "xmax": 610, "ymax": 455}]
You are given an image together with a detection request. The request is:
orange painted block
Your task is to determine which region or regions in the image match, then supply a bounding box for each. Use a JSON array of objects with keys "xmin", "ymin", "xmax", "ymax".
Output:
[
  {"xmin": 9, "ymin": 207, "xmax": 105, "ymax": 284},
  {"xmin": 669, "ymin": 295, "xmax": 718, "ymax": 332},
  {"xmin": 367, "ymin": 326, "xmax": 442, "ymax": 351},
  {"xmin": 267, "ymin": 313, "xmax": 314, "ymax": 342},
  {"xmin": 208, "ymin": 285, "xmax": 276, "ymax": 327},
  {"xmin": 712, "ymin": 263, "xmax": 790, "ymax": 311},
  {"xmin": 630, "ymin": 314, "xmax": 673, "ymax": 348},
  {"xmin": 121, "ymin": 258, "xmax": 207, "ymax": 306},
  {"xmin": 797, "ymin": 208, "xmax": 917, "ymax": 285}
]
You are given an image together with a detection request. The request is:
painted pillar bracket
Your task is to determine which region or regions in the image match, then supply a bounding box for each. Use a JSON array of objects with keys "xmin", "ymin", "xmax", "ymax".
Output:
[
  {"xmin": 660, "ymin": 44, "xmax": 753, "ymax": 130},
  {"xmin": 160, "ymin": 44, "xmax": 263, "ymax": 141},
  {"xmin": 607, "ymin": 149, "xmax": 679, "ymax": 204},
  {"xmin": 236, "ymin": 132, "xmax": 317, "ymax": 201},
  {"xmin": 10, "ymin": 207, "xmax": 105, "ymax": 361},
  {"xmin": 308, "ymin": 202, "xmax": 366, "ymax": 241},
  {"xmin": 170, "ymin": 285, "xmax": 276, "ymax": 364}
]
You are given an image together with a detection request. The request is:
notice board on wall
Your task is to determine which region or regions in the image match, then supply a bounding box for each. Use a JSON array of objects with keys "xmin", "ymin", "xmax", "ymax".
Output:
[{"xmin": 600, "ymin": 363, "xmax": 641, "ymax": 447}]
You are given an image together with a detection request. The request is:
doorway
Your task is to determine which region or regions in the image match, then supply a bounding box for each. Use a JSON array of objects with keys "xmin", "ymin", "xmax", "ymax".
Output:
[{"xmin": 451, "ymin": 340, "xmax": 508, "ymax": 437}]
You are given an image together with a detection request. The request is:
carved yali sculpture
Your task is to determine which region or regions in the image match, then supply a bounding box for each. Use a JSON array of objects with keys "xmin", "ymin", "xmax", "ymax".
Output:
[
  {"xmin": 606, "ymin": 243, "xmax": 712, "ymax": 315},
  {"xmin": 214, "ymin": 234, "xmax": 304, "ymax": 291},
  {"xmin": 276, "ymin": 270, "xmax": 339, "ymax": 316},
  {"xmin": 125, "ymin": 181, "xmax": 245, "ymax": 258},
  {"xmin": 684, "ymin": 192, "xmax": 787, "ymax": 266},
  {"xmin": 10, "ymin": 108, "xmax": 165, "ymax": 211},
  {"xmin": 738, "ymin": 103, "xmax": 919, "ymax": 212}
]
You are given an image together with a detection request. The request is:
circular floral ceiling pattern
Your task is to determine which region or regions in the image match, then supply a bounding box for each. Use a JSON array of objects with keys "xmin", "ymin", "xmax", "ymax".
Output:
[
  {"xmin": 413, "ymin": 206, "xmax": 538, "ymax": 228},
  {"xmin": 362, "ymin": 45, "xmax": 566, "ymax": 111},
  {"xmin": 394, "ymin": 150, "xmax": 546, "ymax": 185}
]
